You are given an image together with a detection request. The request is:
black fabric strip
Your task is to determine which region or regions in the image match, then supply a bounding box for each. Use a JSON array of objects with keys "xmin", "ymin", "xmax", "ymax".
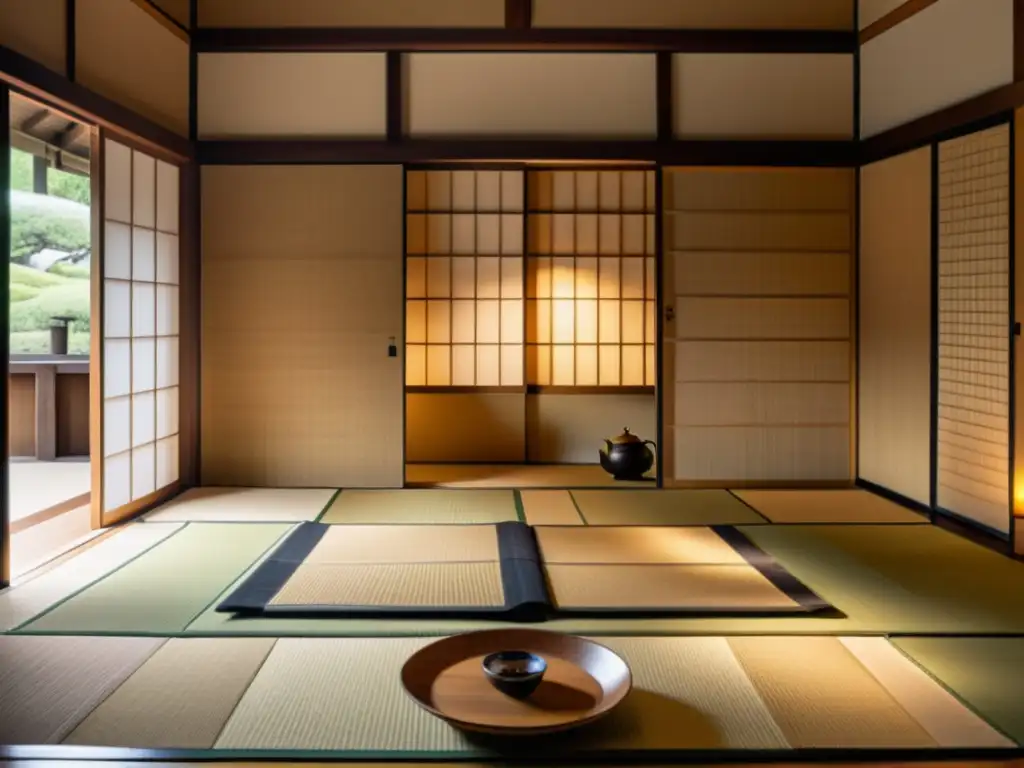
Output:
[
  {"xmin": 711, "ymin": 525, "xmax": 832, "ymax": 613},
  {"xmin": 215, "ymin": 522, "xmax": 328, "ymax": 614},
  {"xmin": 497, "ymin": 522, "xmax": 552, "ymax": 621}
]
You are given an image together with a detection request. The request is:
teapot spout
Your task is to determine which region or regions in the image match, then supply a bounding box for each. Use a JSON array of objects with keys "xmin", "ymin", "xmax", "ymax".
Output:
[{"xmin": 602, "ymin": 438, "xmax": 613, "ymax": 455}]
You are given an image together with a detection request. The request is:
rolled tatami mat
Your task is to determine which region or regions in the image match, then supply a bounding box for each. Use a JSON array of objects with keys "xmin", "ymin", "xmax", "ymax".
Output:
[
  {"xmin": 733, "ymin": 490, "xmax": 926, "ymax": 524},
  {"xmin": 143, "ymin": 487, "xmax": 337, "ymax": 523},
  {"xmin": 320, "ymin": 490, "xmax": 518, "ymax": 524},
  {"xmin": 0, "ymin": 522, "xmax": 185, "ymax": 632},
  {"xmin": 64, "ymin": 637, "xmax": 277, "ymax": 748},
  {"xmin": 305, "ymin": 524, "xmax": 499, "ymax": 564},
  {"xmin": 519, "ymin": 490, "xmax": 584, "ymax": 525},
  {"xmin": 0, "ymin": 635, "xmax": 165, "ymax": 744},
  {"xmin": 570, "ymin": 490, "xmax": 766, "ymax": 526},
  {"xmin": 20, "ymin": 523, "xmax": 292, "ymax": 634},
  {"xmin": 535, "ymin": 526, "xmax": 746, "ymax": 565}
]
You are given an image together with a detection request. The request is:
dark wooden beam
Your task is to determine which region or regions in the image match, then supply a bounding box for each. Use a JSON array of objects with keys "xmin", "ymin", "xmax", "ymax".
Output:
[
  {"xmin": 859, "ymin": 0, "xmax": 939, "ymax": 45},
  {"xmin": 189, "ymin": 0, "xmax": 198, "ymax": 139},
  {"xmin": 505, "ymin": 0, "xmax": 532, "ymax": 30},
  {"xmin": 386, "ymin": 51, "xmax": 403, "ymax": 142},
  {"xmin": 656, "ymin": 52, "xmax": 673, "ymax": 142},
  {"xmin": 198, "ymin": 138, "xmax": 857, "ymax": 167},
  {"xmin": 65, "ymin": 0, "xmax": 75, "ymax": 81},
  {"xmin": 20, "ymin": 108, "xmax": 49, "ymax": 133},
  {"xmin": 0, "ymin": 43, "xmax": 192, "ymax": 162},
  {"xmin": 860, "ymin": 82, "xmax": 1024, "ymax": 165},
  {"xmin": 179, "ymin": 162, "xmax": 201, "ymax": 487},
  {"xmin": 0, "ymin": 87, "xmax": 9, "ymax": 589},
  {"xmin": 194, "ymin": 27, "xmax": 855, "ymax": 54}
]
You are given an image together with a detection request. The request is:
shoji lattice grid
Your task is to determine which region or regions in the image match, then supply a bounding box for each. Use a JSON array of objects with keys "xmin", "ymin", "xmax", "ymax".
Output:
[
  {"xmin": 526, "ymin": 170, "xmax": 656, "ymax": 386},
  {"xmin": 937, "ymin": 123, "xmax": 1011, "ymax": 534},
  {"xmin": 405, "ymin": 170, "xmax": 525, "ymax": 386},
  {"xmin": 102, "ymin": 139, "xmax": 180, "ymax": 514}
]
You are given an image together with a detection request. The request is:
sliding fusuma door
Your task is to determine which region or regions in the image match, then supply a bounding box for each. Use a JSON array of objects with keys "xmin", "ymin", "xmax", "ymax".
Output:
[
  {"xmin": 94, "ymin": 135, "xmax": 182, "ymax": 526},
  {"xmin": 935, "ymin": 123, "xmax": 1012, "ymax": 536}
]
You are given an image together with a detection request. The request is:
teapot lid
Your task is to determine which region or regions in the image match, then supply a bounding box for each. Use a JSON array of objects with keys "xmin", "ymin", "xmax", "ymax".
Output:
[{"xmin": 610, "ymin": 427, "xmax": 642, "ymax": 445}]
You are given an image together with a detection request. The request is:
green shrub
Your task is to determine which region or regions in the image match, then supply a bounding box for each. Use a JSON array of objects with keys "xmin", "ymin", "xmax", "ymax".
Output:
[
  {"xmin": 10, "ymin": 263, "xmax": 66, "ymax": 288},
  {"xmin": 10, "ymin": 280, "xmax": 90, "ymax": 333},
  {"xmin": 48, "ymin": 262, "xmax": 90, "ymax": 279},
  {"xmin": 10, "ymin": 284, "xmax": 40, "ymax": 302}
]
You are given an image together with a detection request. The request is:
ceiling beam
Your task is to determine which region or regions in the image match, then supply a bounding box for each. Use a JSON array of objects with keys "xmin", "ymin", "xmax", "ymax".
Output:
[
  {"xmin": 19, "ymin": 108, "xmax": 50, "ymax": 133},
  {"xmin": 193, "ymin": 27, "xmax": 855, "ymax": 54},
  {"xmin": 197, "ymin": 139, "xmax": 857, "ymax": 167}
]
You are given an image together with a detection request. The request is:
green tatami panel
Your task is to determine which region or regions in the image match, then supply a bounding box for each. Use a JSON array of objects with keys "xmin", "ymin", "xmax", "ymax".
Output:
[
  {"xmin": 892, "ymin": 637, "xmax": 1024, "ymax": 745},
  {"xmin": 17, "ymin": 523, "xmax": 292, "ymax": 634}
]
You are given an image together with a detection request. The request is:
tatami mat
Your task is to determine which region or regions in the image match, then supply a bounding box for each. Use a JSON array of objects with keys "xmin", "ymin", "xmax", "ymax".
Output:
[
  {"xmin": 0, "ymin": 523, "xmax": 184, "ymax": 632},
  {"xmin": 269, "ymin": 562, "xmax": 506, "ymax": 608},
  {"xmin": 405, "ymin": 463, "xmax": 649, "ymax": 489},
  {"xmin": 186, "ymin": 521, "xmax": 1024, "ymax": 636},
  {"xmin": 535, "ymin": 526, "xmax": 746, "ymax": 565},
  {"xmin": 0, "ymin": 635, "xmax": 164, "ymax": 744},
  {"xmin": 570, "ymin": 490, "xmax": 766, "ymax": 526},
  {"xmin": 64, "ymin": 638, "xmax": 276, "ymax": 748},
  {"xmin": 18, "ymin": 523, "xmax": 292, "ymax": 634},
  {"xmin": 142, "ymin": 487, "xmax": 337, "ymax": 523},
  {"xmin": 520, "ymin": 490, "xmax": 584, "ymax": 525},
  {"xmin": 547, "ymin": 565, "xmax": 800, "ymax": 610},
  {"xmin": 320, "ymin": 490, "xmax": 518, "ymax": 524},
  {"xmin": 208, "ymin": 635, "xmax": 1008, "ymax": 753},
  {"xmin": 306, "ymin": 525, "xmax": 499, "ymax": 564},
  {"xmin": 215, "ymin": 637, "xmax": 469, "ymax": 751},
  {"xmin": 892, "ymin": 637, "xmax": 1024, "ymax": 745},
  {"xmin": 733, "ymin": 490, "xmax": 926, "ymax": 524}
]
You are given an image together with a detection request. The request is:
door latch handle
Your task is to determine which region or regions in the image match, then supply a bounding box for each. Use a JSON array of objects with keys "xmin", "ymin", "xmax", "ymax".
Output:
[
  {"xmin": 388, "ymin": 337, "xmax": 397, "ymax": 357},
  {"xmin": 665, "ymin": 306, "xmax": 675, "ymax": 322}
]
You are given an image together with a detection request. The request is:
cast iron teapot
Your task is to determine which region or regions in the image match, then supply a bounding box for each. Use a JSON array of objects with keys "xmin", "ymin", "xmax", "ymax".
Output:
[{"xmin": 599, "ymin": 428, "xmax": 656, "ymax": 481}]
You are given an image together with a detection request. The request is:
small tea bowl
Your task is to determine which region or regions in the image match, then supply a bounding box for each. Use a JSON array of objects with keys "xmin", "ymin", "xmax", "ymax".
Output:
[{"xmin": 481, "ymin": 651, "xmax": 548, "ymax": 699}]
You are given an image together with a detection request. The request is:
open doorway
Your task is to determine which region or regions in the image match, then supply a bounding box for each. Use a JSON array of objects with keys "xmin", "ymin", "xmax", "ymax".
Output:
[
  {"xmin": 403, "ymin": 165, "xmax": 659, "ymax": 489},
  {"xmin": 7, "ymin": 93, "xmax": 96, "ymax": 578}
]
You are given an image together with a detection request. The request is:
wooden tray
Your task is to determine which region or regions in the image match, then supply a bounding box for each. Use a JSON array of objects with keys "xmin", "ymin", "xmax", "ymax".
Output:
[{"xmin": 400, "ymin": 629, "xmax": 632, "ymax": 736}]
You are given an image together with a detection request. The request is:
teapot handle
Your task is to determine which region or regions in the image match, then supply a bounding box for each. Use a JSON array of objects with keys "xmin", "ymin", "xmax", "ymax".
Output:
[{"xmin": 642, "ymin": 439, "xmax": 657, "ymax": 456}]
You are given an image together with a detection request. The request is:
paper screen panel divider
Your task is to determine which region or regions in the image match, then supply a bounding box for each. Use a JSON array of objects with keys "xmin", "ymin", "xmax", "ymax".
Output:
[
  {"xmin": 405, "ymin": 170, "xmax": 525, "ymax": 388},
  {"xmin": 100, "ymin": 138, "xmax": 181, "ymax": 524},
  {"xmin": 935, "ymin": 124, "xmax": 1012, "ymax": 535},
  {"xmin": 526, "ymin": 170, "xmax": 657, "ymax": 388},
  {"xmin": 662, "ymin": 168, "xmax": 855, "ymax": 484}
]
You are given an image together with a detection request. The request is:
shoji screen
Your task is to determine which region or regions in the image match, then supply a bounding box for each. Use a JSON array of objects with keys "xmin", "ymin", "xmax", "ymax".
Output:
[
  {"xmin": 526, "ymin": 170, "xmax": 656, "ymax": 387},
  {"xmin": 936, "ymin": 123, "xmax": 1012, "ymax": 535},
  {"xmin": 663, "ymin": 167, "xmax": 854, "ymax": 484},
  {"xmin": 405, "ymin": 169, "xmax": 525, "ymax": 387},
  {"xmin": 100, "ymin": 138, "xmax": 180, "ymax": 522}
]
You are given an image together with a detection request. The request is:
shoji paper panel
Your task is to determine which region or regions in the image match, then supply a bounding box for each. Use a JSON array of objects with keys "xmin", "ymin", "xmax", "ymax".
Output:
[
  {"xmin": 860, "ymin": 0, "xmax": 1013, "ymax": 138},
  {"xmin": 0, "ymin": 0, "xmax": 66, "ymax": 74},
  {"xmin": 405, "ymin": 169, "xmax": 525, "ymax": 387},
  {"xmin": 858, "ymin": 147, "xmax": 932, "ymax": 505},
  {"xmin": 76, "ymin": 0, "xmax": 189, "ymax": 135},
  {"xmin": 406, "ymin": 393, "xmax": 526, "ymax": 462},
  {"xmin": 533, "ymin": 0, "xmax": 854, "ymax": 29},
  {"xmin": 201, "ymin": 165, "xmax": 404, "ymax": 488},
  {"xmin": 936, "ymin": 124, "xmax": 1012, "ymax": 535},
  {"xmin": 526, "ymin": 394, "xmax": 657, "ymax": 463},
  {"xmin": 101, "ymin": 139, "xmax": 181, "ymax": 515},
  {"xmin": 406, "ymin": 54, "xmax": 657, "ymax": 139},
  {"xmin": 198, "ymin": 54, "xmax": 387, "ymax": 139},
  {"xmin": 527, "ymin": 169, "xmax": 658, "ymax": 387},
  {"xmin": 664, "ymin": 168, "xmax": 854, "ymax": 483},
  {"xmin": 199, "ymin": 0, "xmax": 504, "ymax": 27},
  {"xmin": 673, "ymin": 54, "xmax": 854, "ymax": 139},
  {"xmin": 858, "ymin": 0, "xmax": 905, "ymax": 29},
  {"xmin": 1015, "ymin": 108, "xmax": 1024, "ymax": 535}
]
